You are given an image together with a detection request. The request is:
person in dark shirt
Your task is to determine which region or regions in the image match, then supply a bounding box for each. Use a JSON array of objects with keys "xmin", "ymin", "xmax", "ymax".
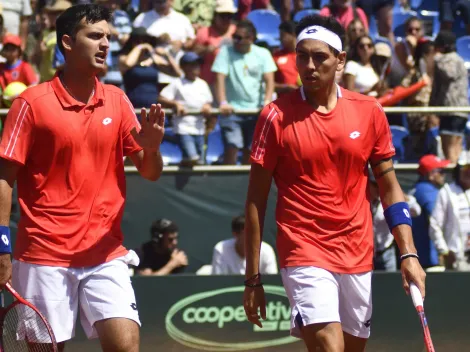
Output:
[{"xmin": 134, "ymin": 218, "xmax": 188, "ymax": 275}]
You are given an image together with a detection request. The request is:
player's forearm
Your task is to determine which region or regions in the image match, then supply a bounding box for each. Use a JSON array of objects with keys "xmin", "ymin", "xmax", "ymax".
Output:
[
  {"xmin": 153, "ymin": 261, "xmax": 178, "ymax": 276},
  {"xmin": 138, "ymin": 149, "xmax": 163, "ymax": 181},
  {"xmin": 263, "ymin": 73, "xmax": 275, "ymax": 105},
  {"xmin": 0, "ymin": 180, "xmax": 13, "ymax": 227},
  {"xmin": 245, "ymin": 201, "xmax": 264, "ymax": 279}
]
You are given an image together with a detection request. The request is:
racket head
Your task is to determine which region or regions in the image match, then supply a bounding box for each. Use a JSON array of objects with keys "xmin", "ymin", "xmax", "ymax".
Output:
[{"xmin": 0, "ymin": 283, "xmax": 59, "ymax": 352}]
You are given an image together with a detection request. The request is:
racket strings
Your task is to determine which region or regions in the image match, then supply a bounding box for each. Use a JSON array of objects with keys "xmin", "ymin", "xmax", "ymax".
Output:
[{"xmin": 2, "ymin": 303, "xmax": 56, "ymax": 351}]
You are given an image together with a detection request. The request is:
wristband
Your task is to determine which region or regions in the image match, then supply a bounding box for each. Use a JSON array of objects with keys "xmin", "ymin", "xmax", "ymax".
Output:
[
  {"xmin": 383, "ymin": 202, "xmax": 412, "ymax": 231},
  {"xmin": 219, "ymin": 100, "xmax": 228, "ymax": 106},
  {"xmin": 0, "ymin": 226, "xmax": 11, "ymax": 254},
  {"xmin": 244, "ymin": 273, "xmax": 262, "ymax": 287},
  {"xmin": 400, "ymin": 253, "xmax": 419, "ymax": 262}
]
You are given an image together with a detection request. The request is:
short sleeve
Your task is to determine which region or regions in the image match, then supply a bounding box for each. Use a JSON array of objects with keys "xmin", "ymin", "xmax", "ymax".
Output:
[
  {"xmin": 22, "ymin": 0, "xmax": 33, "ymax": 16},
  {"xmin": 344, "ymin": 60, "xmax": 359, "ymax": 76},
  {"xmin": 369, "ymin": 102, "xmax": 395, "ymax": 164},
  {"xmin": 184, "ymin": 17, "xmax": 196, "ymax": 40},
  {"xmin": 120, "ymin": 94, "xmax": 143, "ymax": 156},
  {"xmin": 261, "ymin": 48, "xmax": 278, "ymax": 74},
  {"xmin": 211, "ymin": 45, "xmax": 230, "ymax": 75},
  {"xmin": 201, "ymin": 80, "xmax": 213, "ymax": 104},
  {"xmin": 250, "ymin": 104, "xmax": 281, "ymax": 171},
  {"xmin": 0, "ymin": 98, "xmax": 34, "ymax": 165},
  {"xmin": 160, "ymin": 81, "xmax": 178, "ymax": 100}
]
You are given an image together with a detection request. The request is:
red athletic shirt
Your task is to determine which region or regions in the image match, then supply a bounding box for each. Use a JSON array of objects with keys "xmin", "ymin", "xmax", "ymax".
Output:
[
  {"xmin": 250, "ymin": 86, "xmax": 395, "ymax": 274},
  {"xmin": 0, "ymin": 60, "xmax": 39, "ymax": 90},
  {"xmin": 0, "ymin": 74, "xmax": 142, "ymax": 267}
]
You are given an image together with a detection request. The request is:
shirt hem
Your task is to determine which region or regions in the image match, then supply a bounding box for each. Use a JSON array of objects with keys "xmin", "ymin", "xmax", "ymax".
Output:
[{"xmin": 280, "ymin": 261, "xmax": 373, "ymax": 274}]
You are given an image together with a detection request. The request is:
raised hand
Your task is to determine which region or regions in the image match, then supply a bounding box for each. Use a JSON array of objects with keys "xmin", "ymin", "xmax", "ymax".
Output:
[{"xmin": 131, "ymin": 104, "xmax": 165, "ymax": 152}]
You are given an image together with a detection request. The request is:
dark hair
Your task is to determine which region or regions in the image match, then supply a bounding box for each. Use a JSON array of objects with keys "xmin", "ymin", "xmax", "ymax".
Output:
[
  {"xmin": 434, "ymin": 30, "xmax": 457, "ymax": 53},
  {"xmin": 405, "ymin": 16, "xmax": 422, "ymax": 31},
  {"xmin": 279, "ymin": 21, "xmax": 296, "ymax": 35},
  {"xmin": 150, "ymin": 218, "xmax": 179, "ymax": 238},
  {"xmin": 119, "ymin": 27, "xmax": 158, "ymax": 55},
  {"xmin": 231, "ymin": 215, "xmax": 245, "ymax": 234},
  {"xmin": 414, "ymin": 39, "xmax": 434, "ymax": 69},
  {"xmin": 56, "ymin": 4, "xmax": 112, "ymax": 56},
  {"xmin": 236, "ymin": 19, "xmax": 257, "ymax": 40},
  {"xmin": 295, "ymin": 14, "xmax": 345, "ymax": 56}
]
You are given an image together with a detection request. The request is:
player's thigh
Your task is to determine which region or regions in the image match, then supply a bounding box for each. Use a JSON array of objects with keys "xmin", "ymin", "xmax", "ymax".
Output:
[
  {"xmin": 281, "ymin": 266, "xmax": 344, "ymax": 350},
  {"xmin": 12, "ymin": 260, "xmax": 80, "ymax": 343},
  {"xmin": 94, "ymin": 318, "xmax": 139, "ymax": 352},
  {"xmin": 338, "ymin": 271, "xmax": 372, "ymax": 343},
  {"xmin": 78, "ymin": 251, "xmax": 141, "ymax": 341}
]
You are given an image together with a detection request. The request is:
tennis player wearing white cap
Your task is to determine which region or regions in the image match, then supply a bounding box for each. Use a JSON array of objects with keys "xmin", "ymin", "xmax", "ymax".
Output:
[{"xmin": 243, "ymin": 14, "xmax": 427, "ymax": 351}]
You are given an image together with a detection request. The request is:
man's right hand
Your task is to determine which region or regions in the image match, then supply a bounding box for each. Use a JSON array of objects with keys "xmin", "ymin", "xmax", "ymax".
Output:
[
  {"xmin": 243, "ymin": 286, "xmax": 266, "ymax": 328},
  {"xmin": 170, "ymin": 249, "xmax": 188, "ymax": 268},
  {"xmin": 219, "ymin": 104, "xmax": 234, "ymax": 116},
  {"xmin": 0, "ymin": 253, "xmax": 11, "ymax": 286}
]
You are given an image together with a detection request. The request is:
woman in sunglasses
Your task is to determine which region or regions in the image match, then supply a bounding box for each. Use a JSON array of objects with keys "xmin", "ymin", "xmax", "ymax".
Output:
[{"xmin": 343, "ymin": 35, "xmax": 382, "ymax": 96}]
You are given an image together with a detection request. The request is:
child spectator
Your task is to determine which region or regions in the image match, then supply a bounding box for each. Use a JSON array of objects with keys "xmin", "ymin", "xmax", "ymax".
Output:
[
  {"xmin": 159, "ymin": 52, "xmax": 213, "ymax": 165},
  {"xmin": 273, "ymin": 21, "xmax": 299, "ymax": 97},
  {"xmin": 0, "ymin": 34, "xmax": 38, "ymax": 91}
]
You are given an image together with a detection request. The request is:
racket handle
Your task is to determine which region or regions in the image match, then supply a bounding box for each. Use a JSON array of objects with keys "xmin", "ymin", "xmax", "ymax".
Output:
[{"xmin": 410, "ymin": 282, "xmax": 423, "ymax": 308}]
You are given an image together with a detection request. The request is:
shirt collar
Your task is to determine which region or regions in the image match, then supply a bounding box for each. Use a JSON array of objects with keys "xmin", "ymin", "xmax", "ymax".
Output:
[
  {"xmin": 50, "ymin": 72, "xmax": 105, "ymax": 108},
  {"xmin": 300, "ymin": 84, "xmax": 342, "ymax": 101}
]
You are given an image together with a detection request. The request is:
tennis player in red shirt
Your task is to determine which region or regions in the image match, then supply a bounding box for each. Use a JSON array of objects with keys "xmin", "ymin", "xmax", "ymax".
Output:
[
  {"xmin": 243, "ymin": 15, "xmax": 426, "ymax": 351},
  {"xmin": 0, "ymin": 4, "xmax": 164, "ymax": 351}
]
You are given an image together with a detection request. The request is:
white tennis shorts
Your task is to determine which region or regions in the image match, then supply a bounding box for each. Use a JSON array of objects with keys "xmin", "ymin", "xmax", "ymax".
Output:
[
  {"xmin": 280, "ymin": 266, "xmax": 372, "ymax": 339},
  {"xmin": 12, "ymin": 250, "xmax": 141, "ymax": 343}
]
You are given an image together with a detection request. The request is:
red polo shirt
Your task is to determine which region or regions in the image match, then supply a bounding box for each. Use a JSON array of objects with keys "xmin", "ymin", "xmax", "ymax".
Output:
[
  {"xmin": 0, "ymin": 74, "xmax": 142, "ymax": 267},
  {"xmin": 250, "ymin": 87, "xmax": 395, "ymax": 273}
]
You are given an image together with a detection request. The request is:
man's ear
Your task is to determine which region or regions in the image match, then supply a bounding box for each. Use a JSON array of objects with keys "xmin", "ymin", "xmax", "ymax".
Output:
[
  {"xmin": 62, "ymin": 34, "xmax": 73, "ymax": 53},
  {"xmin": 337, "ymin": 50, "xmax": 347, "ymax": 72}
]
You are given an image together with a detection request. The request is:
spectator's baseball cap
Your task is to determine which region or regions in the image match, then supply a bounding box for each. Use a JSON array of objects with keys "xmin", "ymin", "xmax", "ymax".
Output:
[
  {"xmin": 3, "ymin": 34, "xmax": 22, "ymax": 48},
  {"xmin": 44, "ymin": 0, "xmax": 72, "ymax": 13},
  {"xmin": 374, "ymin": 42, "xmax": 392, "ymax": 58},
  {"xmin": 215, "ymin": 0, "xmax": 237, "ymax": 13},
  {"xmin": 418, "ymin": 155, "xmax": 450, "ymax": 175},
  {"xmin": 180, "ymin": 52, "xmax": 203, "ymax": 65}
]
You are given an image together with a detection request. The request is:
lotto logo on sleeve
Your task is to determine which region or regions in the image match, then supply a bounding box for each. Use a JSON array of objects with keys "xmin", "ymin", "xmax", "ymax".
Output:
[{"xmin": 403, "ymin": 209, "xmax": 410, "ymax": 218}]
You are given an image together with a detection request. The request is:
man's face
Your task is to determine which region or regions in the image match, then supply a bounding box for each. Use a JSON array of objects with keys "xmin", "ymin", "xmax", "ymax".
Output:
[
  {"xmin": 428, "ymin": 168, "xmax": 445, "ymax": 187},
  {"xmin": 1, "ymin": 44, "xmax": 20, "ymax": 63},
  {"xmin": 154, "ymin": 0, "xmax": 171, "ymax": 14},
  {"xmin": 66, "ymin": 19, "xmax": 110, "ymax": 74},
  {"xmin": 162, "ymin": 232, "xmax": 178, "ymax": 252},
  {"xmin": 280, "ymin": 30, "xmax": 295, "ymax": 51},
  {"xmin": 233, "ymin": 27, "xmax": 254, "ymax": 54},
  {"xmin": 296, "ymin": 39, "xmax": 345, "ymax": 91}
]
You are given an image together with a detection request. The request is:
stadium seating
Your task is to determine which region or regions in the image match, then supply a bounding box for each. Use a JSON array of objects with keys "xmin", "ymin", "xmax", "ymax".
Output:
[
  {"xmin": 247, "ymin": 9, "xmax": 281, "ymax": 47},
  {"xmin": 392, "ymin": 9, "xmax": 418, "ymax": 38},
  {"xmin": 206, "ymin": 125, "xmax": 225, "ymax": 165},
  {"xmin": 320, "ymin": 0, "xmax": 329, "ymax": 8},
  {"xmin": 160, "ymin": 140, "xmax": 183, "ymax": 165},
  {"xmin": 293, "ymin": 9, "xmax": 320, "ymax": 23},
  {"xmin": 418, "ymin": 10, "xmax": 440, "ymax": 39},
  {"xmin": 456, "ymin": 36, "xmax": 470, "ymax": 70},
  {"xmin": 390, "ymin": 125, "xmax": 410, "ymax": 162},
  {"xmin": 416, "ymin": 0, "xmax": 438, "ymax": 12}
]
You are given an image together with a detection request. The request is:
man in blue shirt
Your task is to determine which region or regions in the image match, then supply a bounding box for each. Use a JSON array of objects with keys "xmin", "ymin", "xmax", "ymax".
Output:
[{"xmin": 409, "ymin": 155, "xmax": 450, "ymax": 268}]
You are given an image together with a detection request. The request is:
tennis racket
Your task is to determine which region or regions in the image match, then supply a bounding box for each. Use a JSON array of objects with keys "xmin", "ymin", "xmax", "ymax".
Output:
[
  {"xmin": 0, "ymin": 282, "xmax": 58, "ymax": 351},
  {"xmin": 410, "ymin": 282, "xmax": 435, "ymax": 352}
]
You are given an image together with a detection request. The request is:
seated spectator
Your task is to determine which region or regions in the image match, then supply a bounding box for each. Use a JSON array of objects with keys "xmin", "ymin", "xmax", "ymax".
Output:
[
  {"xmin": 345, "ymin": 18, "xmax": 366, "ymax": 52},
  {"xmin": 343, "ymin": 35, "xmax": 381, "ymax": 96},
  {"xmin": 211, "ymin": 215, "xmax": 278, "ymax": 275},
  {"xmin": 430, "ymin": 31, "xmax": 469, "ymax": 164},
  {"xmin": 211, "ymin": 19, "xmax": 277, "ymax": 164},
  {"xmin": 430, "ymin": 152, "xmax": 470, "ymax": 271},
  {"xmin": 273, "ymin": 21, "xmax": 298, "ymax": 97},
  {"xmin": 133, "ymin": 0, "xmax": 195, "ymax": 54},
  {"xmin": 369, "ymin": 169, "xmax": 421, "ymax": 271},
  {"xmin": 119, "ymin": 27, "xmax": 181, "ymax": 111},
  {"xmin": 319, "ymin": 0, "xmax": 368, "ymax": 32},
  {"xmin": 194, "ymin": 0, "xmax": 237, "ymax": 87},
  {"xmin": 409, "ymin": 155, "xmax": 450, "ymax": 270},
  {"xmin": 356, "ymin": 0, "xmax": 394, "ymax": 44},
  {"xmin": 0, "ymin": 34, "xmax": 38, "ymax": 91},
  {"xmin": 389, "ymin": 17, "xmax": 423, "ymax": 87},
  {"xmin": 134, "ymin": 219, "xmax": 188, "ymax": 276},
  {"xmin": 158, "ymin": 52, "xmax": 214, "ymax": 165}
]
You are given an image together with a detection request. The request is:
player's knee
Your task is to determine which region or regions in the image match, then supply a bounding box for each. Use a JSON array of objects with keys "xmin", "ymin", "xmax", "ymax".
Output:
[
  {"xmin": 315, "ymin": 328, "xmax": 344, "ymax": 352},
  {"xmin": 102, "ymin": 332, "xmax": 139, "ymax": 352}
]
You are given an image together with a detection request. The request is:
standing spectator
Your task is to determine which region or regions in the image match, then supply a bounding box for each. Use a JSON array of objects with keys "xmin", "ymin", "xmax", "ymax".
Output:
[
  {"xmin": 194, "ymin": 0, "xmax": 237, "ymax": 86},
  {"xmin": 273, "ymin": 21, "xmax": 298, "ymax": 97},
  {"xmin": 430, "ymin": 152, "xmax": 470, "ymax": 271},
  {"xmin": 158, "ymin": 52, "xmax": 213, "ymax": 165},
  {"xmin": 319, "ymin": 0, "xmax": 368, "ymax": 31},
  {"xmin": 345, "ymin": 18, "xmax": 366, "ymax": 51},
  {"xmin": 0, "ymin": 0, "xmax": 33, "ymax": 50},
  {"xmin": 369, "ymin": 169, "xmax": 421, "ymax": 271},
  {"xmin": 119, "ymin": 27, "xmax": 181, "ymax": 111},
  {"xmin": 135, "ymin": 219, "xmax": 189, "ymax": 275},
  {"xmin": 0, "ymin": 34, "xmax": 38, "ymax": 91},
  {"xmin": 343, "ymin": 35, "xmax": 381, "ymax": 96},
  {"xmin": 409, "ymin": 155, "xmax": 450, "ymax": 269},
  {"xmin": 133, "ymin": 0, "xmax": 195, "ymax": 54},
  {"xmin": 212, "ymin": 19, "xmax": 276, "ymax": 164},
  {"xmin": 211, "ymin": 214, "xmax": 278, "ymax": 275},
  {"xmin": 430, "ymin": 31, "xmax": 469, "ymax": 164}
]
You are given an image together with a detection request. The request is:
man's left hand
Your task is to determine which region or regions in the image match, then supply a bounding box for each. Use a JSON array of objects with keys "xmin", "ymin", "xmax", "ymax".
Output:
[
  {"xmin": 401, "ymin": 257, "xmax": 426, "ymax": 298},
  {"xmin": 131, "ymin": 104, "xmax": 165, "ymax": 152}
]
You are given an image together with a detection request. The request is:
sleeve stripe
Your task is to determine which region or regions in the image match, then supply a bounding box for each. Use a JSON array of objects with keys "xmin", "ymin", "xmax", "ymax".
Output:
[
  {"xmin": 122, "ymin": 94, "xmax": 141, "ymax": 128},
  {"xmin": 4, "ymin": 101, "xmax": 29, "ymax": 158},
  {"xmin": 254, "ymin": 107, "xmax": 278, "ymax": 160}
]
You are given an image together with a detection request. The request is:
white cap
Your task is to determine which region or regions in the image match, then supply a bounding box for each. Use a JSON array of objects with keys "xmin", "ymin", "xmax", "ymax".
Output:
[{"xmin": 215, "ymin": 0, "xmax": 237, "ymax": 13}]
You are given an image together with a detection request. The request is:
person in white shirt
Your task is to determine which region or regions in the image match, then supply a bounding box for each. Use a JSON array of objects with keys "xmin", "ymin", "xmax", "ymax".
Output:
[
  {"xmin": 430, "ymin": 151, "xmax": 470, "ymax": 271},
  {"xmin": 211, "ymin": 214, "xmax": 278, "ymax": 275},
  {"xmin": 369, "ymin": 169, "xmax": 421, "ymax": 271},
  {"xmin": 159, "ymin": 52, "xmax": 213, "ymax": 165}
]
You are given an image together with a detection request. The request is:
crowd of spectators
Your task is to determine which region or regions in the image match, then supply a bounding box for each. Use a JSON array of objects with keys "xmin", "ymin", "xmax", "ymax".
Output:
[{"xmin": 0, "ymin": 0, "xmax": 469, "ymax": 167}]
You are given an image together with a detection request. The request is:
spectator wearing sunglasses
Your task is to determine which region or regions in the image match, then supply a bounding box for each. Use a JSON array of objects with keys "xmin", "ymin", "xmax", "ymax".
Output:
[
  {"xmin": 211, "ymin": 19, "xmax": 277, "ymax": 165},
  {"xmin": 430, "ymin": 151, "xmax": 470, "ymax": 271},
  {"xmin": 193, "ymin": 0, "xmax": 237, "ymax": 86},
  {"xmin": 409, "ymin": 155, "xmax": 450, "ymax": 270}
]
